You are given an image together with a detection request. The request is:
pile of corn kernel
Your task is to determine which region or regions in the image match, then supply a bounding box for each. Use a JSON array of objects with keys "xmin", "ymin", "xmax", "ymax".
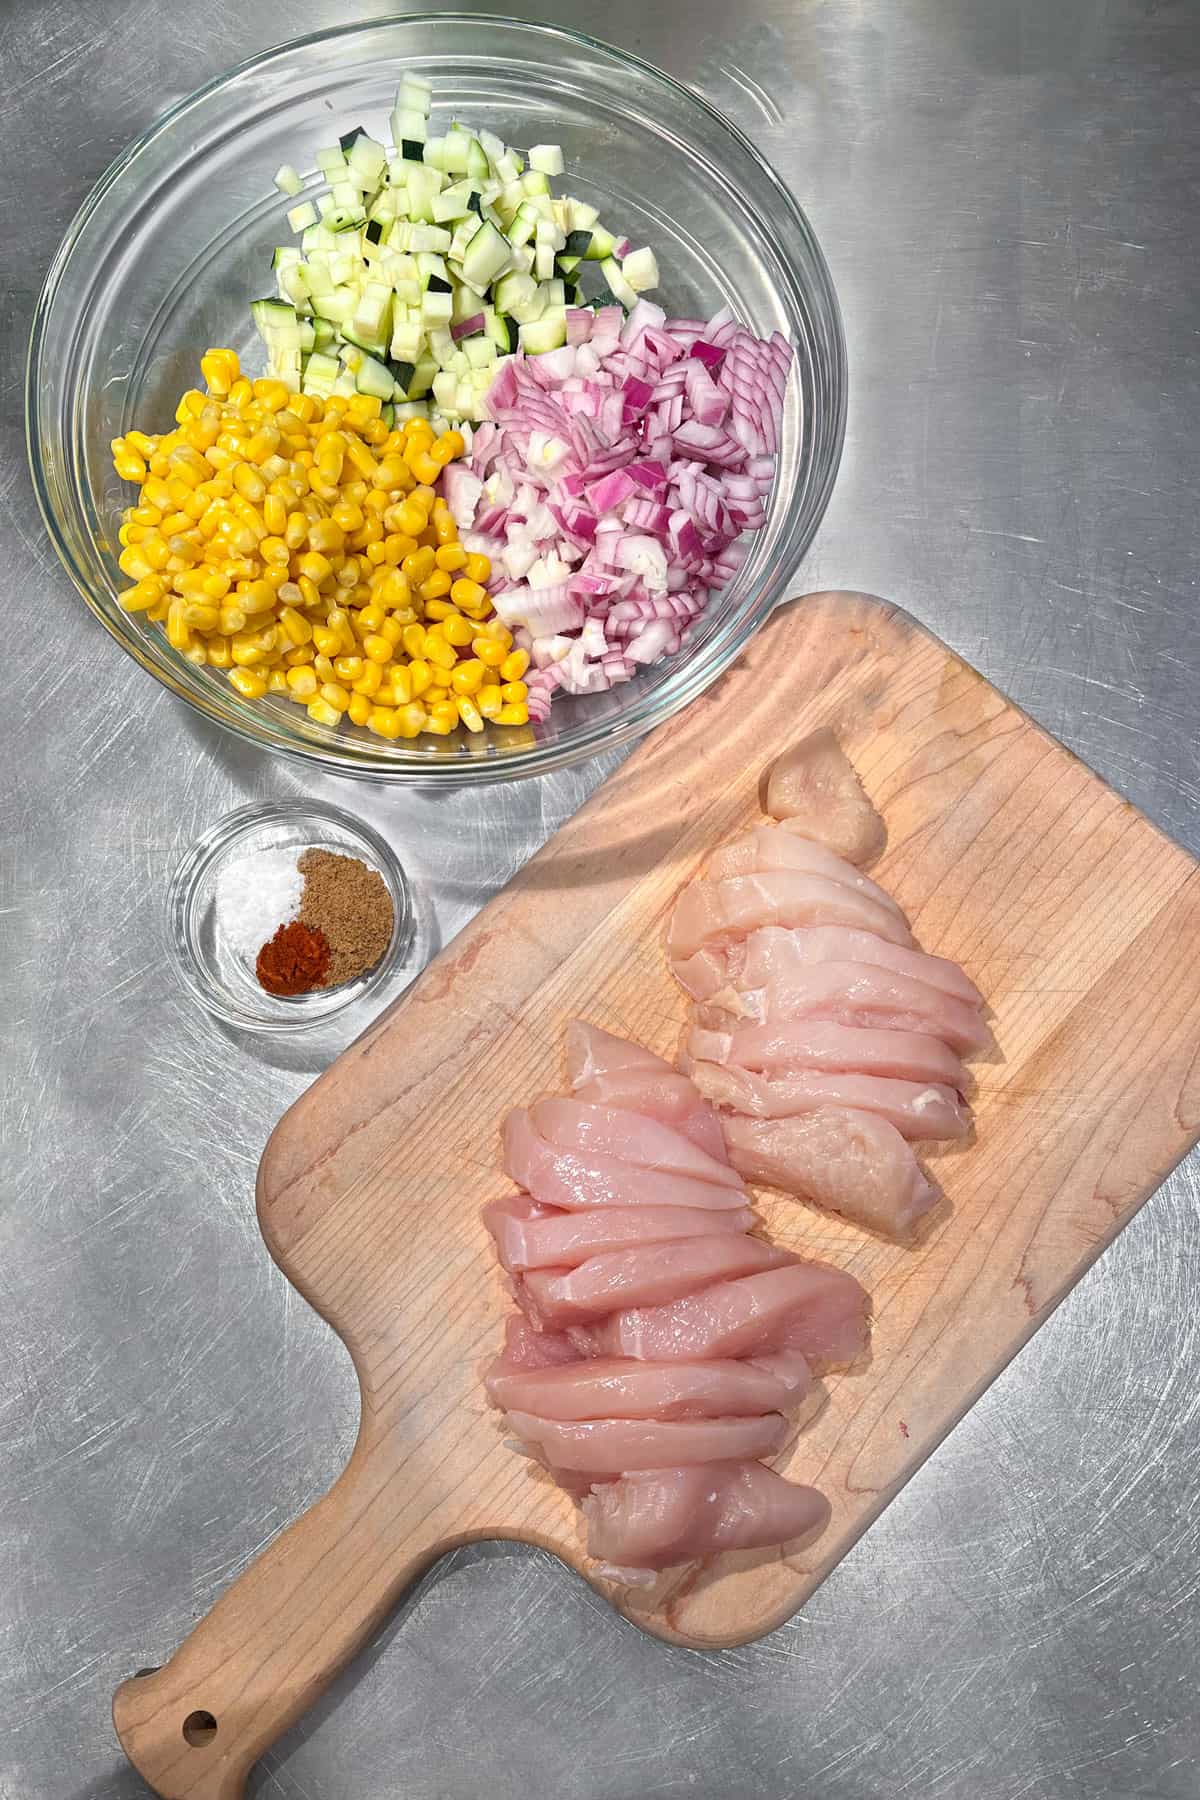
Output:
[{"xmin": 111, "ymin": 349, "xmax": 530, "ymax": 738}]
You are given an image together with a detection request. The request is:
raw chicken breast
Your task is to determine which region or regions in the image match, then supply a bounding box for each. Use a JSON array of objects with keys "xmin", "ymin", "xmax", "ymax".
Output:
[
  {"xmin": 706, "ymin": 827, "xmax": 906, "ymax": 922},
  {"xmin": 583, "ymin": 1462, "xmax": 831, "ymax": 1571},
  {"xmin": 486, "ymin": 1353, "xmax": 811, "ymax": 1420},
  {"xmin": 697, "ymin": 957, "xmax": 990, "ymax": 1055},
  {"xmin": 737, "ymin": 925, "xmax": 984, "ymax": 1009},
  {"xmin": 530, "ymin": 1097, "xmax": 741, "ymax": 1190},
  {"xmin": 723, "ymin": 1109, "xmax": 937, "ymax": 1238},
  {"xmin": 688, "ymin": 1019, "xmax": 966, "ymax": 1087},
  {"xmin": 483, "ymin": 1195, "xmax": 755, "ymax": 1274},
  {"xmin": 566, "ymin": 1018, "xmax": 729, "ymax": 1159},
  {"xmin": 519, "ymin": 1234, "xmax": 795, "ymax": 1326},
  {"xmin": 504, "ymin": 1409, "xmax": 788, "ymax": 1473},
  {"xmin": 488, "ymin": 1314, "xmax": 581, "ymax": 1376},
  {"xmin": 573, "ymin": 1262, "xmax": 869, "ymax": 1366},
  {"xmin": 668, "ymin": 870, "xmax": 912, "ymax": 962},
  {"xmin": 765, "ymin": 728, "xmax": 887, "ymax": 865},
  {"xmin": 687, "ymin": 1059, "xmax": 969, "ymax": 1141},
  {"xmin": 503, "ymin": 1109, "xmax": 748, "ymax": 1214}
]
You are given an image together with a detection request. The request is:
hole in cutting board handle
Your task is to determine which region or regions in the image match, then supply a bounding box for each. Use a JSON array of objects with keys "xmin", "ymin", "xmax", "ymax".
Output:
[{"xmin": 182, "ymin": 1710, "xmax": 218, "ymax": 1748}]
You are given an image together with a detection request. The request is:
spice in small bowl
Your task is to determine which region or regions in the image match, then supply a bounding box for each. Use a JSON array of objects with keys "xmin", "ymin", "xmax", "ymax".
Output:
[{"xmin": 168, "ymin": 802, "xmax": 413, "ymax": 1033}]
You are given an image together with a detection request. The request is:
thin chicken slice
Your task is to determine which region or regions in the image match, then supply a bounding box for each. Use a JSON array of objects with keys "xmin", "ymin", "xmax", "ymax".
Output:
[
  {"xmin": 503, "ymin": 1109, "xmax": 749, "ymax": 1214},
  {"xmin": 722, "ymin": 1108, "xmax": 937, "ymax": 1238},
  {"xmin": 486, "ymin": 1353, "xmax": 812, "ymax": 1421},
  {"xmin": 706, "ymin": 827, "xmax": 905, "ymax": 921},
  {"xmin": 687, "ymin": 1059, "xmax": 969, "ymax": 1142},
  {"xmin": 696, "ymin": 957, "xmax": 990, "ymax": 1055},
  {"xmin": 668, "ymin": 870, "xmax": 912, "ymax": 962},
  {"xmin": 519, "ymin": 1235, "xmax": 795, "ymax": 1327},
  {"xmin": 483, "ymin": 1194, "xmax": 755, "ymax": 1274},
  {"xmin": 688, "ymin": 1019, "xmax": 965, "ymax": 1087},
  {"xmin": 571, "ymin": 1262, "xmax": 869, "ymax": 1366},
  {"xmin": 564, "ymin": 1019, "xmax": 672, "ymax": 1086},
  {"xmin": 765, "ymin": 728, "xmax": 887, "ymax": 865},
  {"xmin": 504, "ymin": 1409, "xmax": 789, "ymax": 1473},
  {"xmin": 583, "ymin": 1462, "xmax": 831, "ymax": 1572},
  {"xmin": 734, "ymin": 925, "xmax": 984, "ymax": 1009},
  {"xmin": 530, "ymin": 1097, "xmax": 741, "ymax": 1190}
]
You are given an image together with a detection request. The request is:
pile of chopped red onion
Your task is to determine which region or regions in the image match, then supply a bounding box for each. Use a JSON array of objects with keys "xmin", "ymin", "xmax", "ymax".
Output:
[{"xmin": 440, "ymin": 301, "xmax": 792, "ymax": 721}]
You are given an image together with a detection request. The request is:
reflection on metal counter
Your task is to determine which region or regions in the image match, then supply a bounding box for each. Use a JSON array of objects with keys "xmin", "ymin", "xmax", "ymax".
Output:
[{"xmin": 3, "ymin": 1, "xmax": 1199, "ymax": 1797}]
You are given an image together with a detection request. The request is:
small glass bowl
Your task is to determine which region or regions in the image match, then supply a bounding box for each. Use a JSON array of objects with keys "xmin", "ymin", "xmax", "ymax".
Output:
[{"xmin": 167, "ymin": 800, "xmax": 413, "ymax": 1033}]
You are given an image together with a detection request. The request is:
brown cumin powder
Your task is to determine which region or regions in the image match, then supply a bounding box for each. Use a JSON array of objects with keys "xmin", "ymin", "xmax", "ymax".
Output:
[{"xmin": 297, "ymin": 849, "xmax": 394, "ymax": 988}]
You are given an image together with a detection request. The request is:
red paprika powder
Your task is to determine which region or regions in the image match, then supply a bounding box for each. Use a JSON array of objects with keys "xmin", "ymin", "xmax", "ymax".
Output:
[{"xmin": 256, "ymin": 920, "xmax": 331, "ymax": 996}]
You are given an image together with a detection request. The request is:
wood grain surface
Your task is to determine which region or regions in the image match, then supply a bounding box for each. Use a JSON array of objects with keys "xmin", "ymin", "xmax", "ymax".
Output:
[{"xmin": 113, "ymin": 592, "xmax": 1200, "ymax": 1800}]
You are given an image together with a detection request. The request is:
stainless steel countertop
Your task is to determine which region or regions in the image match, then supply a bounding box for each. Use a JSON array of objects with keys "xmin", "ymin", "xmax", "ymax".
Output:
[{"xmin": 5, "ymin": 3, "xmax": 1199, "ymax": 1796}]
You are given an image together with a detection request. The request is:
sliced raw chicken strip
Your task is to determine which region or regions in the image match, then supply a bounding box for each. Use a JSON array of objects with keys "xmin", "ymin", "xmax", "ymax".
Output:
[
  {"xmin": 671, "ymin": 943, "xmax": 734, "ymax": 1003},
  {"xmin": 688, "ymin": 1019, "xmax": 966, "ymax": 1087},
  {"xmin": 722, "ymin": 1109, "xmax": 937, "ymax": 1238},
  {"xmin": 483, "ymin": 1194, "xmax": 755, "ymax": 1274},
  {"xmin": 564, "ymin": 1018, "xmax": 672, "ymax": 1087},
  {"xmin": 504, "ymin": 1409, "xmax": 789, "ymax": 1473},
  {"xmin": 736, "ymin": 925, "xmax": 984, "ymax": 1009},
  {"xmin": 583, "ymin": 1461, "xmax": 831, "ymax": 1572},
  {"xmin": 486, "ymin": 1353, "xmax": 812, "ymax": 1421},
  {"xmin": 687, "ymin": 1059, "xmax": 969, "ymax": 1142},
  {"xmin": 706, "ymin": 827, "xmax": 906, "ymax": 922},
  {"xmin": 668, "ymin": 870, "xmax": 912, "ymax": 962},
  {"xmin": 572, "ymin": 1262, "xmax": 869, "ymax": 1366},
  {"xmin": 566, "ymin": 1018, "xmax": 730, "ymax": 1159},
  {"xmin": 765, "ymin": 727, "xmax": 887, "ymax": 866},
  {"xmin": 503, "ymin": 1109, "xmax": 749, "ymax": 1214},
  {"xmin": 697, "ymin": 957, "xmax": 990, "ymax": 1055},
  {"xmin": 519, "ymin": 1234, "xmax": 795, "ymax": 1327},
  {"xmin": 530, "ymin": 1097, "xmax": 741, "ymax": 1189},
  {"xmin": 488, "ymin": 1313, "xmax": 582, "ymax": 1376}
]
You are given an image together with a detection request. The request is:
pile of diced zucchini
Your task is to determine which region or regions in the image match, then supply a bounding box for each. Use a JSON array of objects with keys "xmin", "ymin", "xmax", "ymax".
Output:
[{"xmin": 253, "ymin": 74, "xmax": 660, "ymax": 422}]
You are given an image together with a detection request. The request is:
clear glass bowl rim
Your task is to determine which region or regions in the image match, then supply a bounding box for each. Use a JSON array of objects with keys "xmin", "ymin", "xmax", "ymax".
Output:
[
  {"xmin": 166, "ymin": 797, "xmax": 415, "ymax": 1032},
  {"xmin": 26, "ymin": 12, "xmax": 847, "ymax": 787}
]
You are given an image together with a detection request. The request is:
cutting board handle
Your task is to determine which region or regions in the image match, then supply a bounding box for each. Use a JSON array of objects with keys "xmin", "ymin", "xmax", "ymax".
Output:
[{"xmin": 112, "ymin": 1428, "xmax": 462, "ymax": 1799}]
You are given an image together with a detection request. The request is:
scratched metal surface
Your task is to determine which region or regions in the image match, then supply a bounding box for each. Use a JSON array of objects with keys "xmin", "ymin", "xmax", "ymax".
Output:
[{"xmin": 3, "ymin": 0, "xmax": 1199, "ymax": 1795}]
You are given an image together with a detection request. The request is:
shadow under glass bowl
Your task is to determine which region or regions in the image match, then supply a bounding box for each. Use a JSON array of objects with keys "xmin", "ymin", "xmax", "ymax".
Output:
[{"xmin": 27, "ymin": 14, "xmax": 845, "ymax": 786}]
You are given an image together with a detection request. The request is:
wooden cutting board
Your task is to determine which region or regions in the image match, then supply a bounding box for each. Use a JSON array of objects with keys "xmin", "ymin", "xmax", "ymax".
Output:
[{"xmin": 114, "ymin": 592, "xmax": 1200, "ymax": 1800}]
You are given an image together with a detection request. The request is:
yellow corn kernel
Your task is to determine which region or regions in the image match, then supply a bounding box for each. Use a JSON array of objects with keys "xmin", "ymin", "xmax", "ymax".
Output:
[
  {"xmin": 451, "ymin": 659, "xmax": 485, "ymax": 696},
  {"xmin": 362, "ymin": 633, "xmax": 393, "ymax": 665},
  {"xmin": 367, "ymin": 705, "xmax": 402, "ymax": 739},
  {"xmin": 356, "ymin": 603, "xmax": 387, "ymax": 635},
  {"xmin": 333, "ymin": 654, "xmax": 365, "ymax": 682},
  {"xmin": 425, "ymin": 634, "xmax": 457, "ymax": 672},
  {"xmin": 218, "ymin": 604, "xmax": 247, "ymax": 635},
  {"xmin": 200, "ymin": 348, "xmax": 239, "ymax": 395},
  {"xmin": 442, "ymin": 613, "xmax": 475, "ymax": 648},
  {"xmin": 307, "ymin": 518, "xmax": 345, "ymax": 558},
  {"xmin": 473, "ymin": 637, "xmax": 507, "ymax": 668},
  {"xmin": 297, "ymin": 551, "xmax": 333, "ymax": 586},
  {"xmin": 419, "ymin": 569, "xmax": 453, "ymax": 601},
  {"xmin": 181, "ymin": 601, "xmax": 220, "ymax": 632},
  {"xmin": 347, "ymin": 692, "xmax": 373, "ymax": 727},
  {"xmin": 429, "ymin": 433, "xmax": 459, "ymax": 468},
  {"xmin": 307, "ymin": 697, "xmax": 343, "ymax": 727},
  {"xmin": 352, "ymin": 661, "xmax": 383, "ymax": 697},
  {"xmin": 327, "ymin": 607, "xmax": 357, "ymax": 654},
  {"xmin": 422, "ymin": 710, "xmax": 455, "ymax": 736},
  {"xmin": 165, "ymin": 599, "xmax": 192, "ymax": 651},
  {"xmin": 266, "ymin": 669, "xmax": 290, "ymax": 695},
  {"xmin": 439, "ymin": 429, "xmax": 466, "ymax": 460},
  {"xmin": 500, "ymin": 649, "xmax": 530, "ymax": 681},
  {"xmin": 284, "ymin": 645, "xmax": 314, "ymax": 669},
  {"xmin": 501, "ymin": 679, "xmax": 530, "ymax": 704},
  {"xmin": 378, "ymin": 616, "xmax": 404, "ymax": 648},
  {"xmin": 297, "ymin": 575, "xmax": 322, "ymax": 610},
  {"xmin": 451, "ymin": 577, "xmax": 487, "ymax": 609},
  {"xmin": 477, "ymin": 685, "xmax": 503, "ymax": 719},
  {"xmin": 395, "ymin": 702, "xmax": 428, "ymax": 738},
  {"xmin": 320, "ymin": 682, "xmax": 351, "ymax": 712},
  {"xmin": 411, "ymin": 451, "xmax": 441, "ymax": 485},
  {"xmin": 344, "ymin": 437, "xmax": 378, "ymax": 480},
  {"xmin": 464, "ymin": 552, "xmax": 492, "ymax": 584},
  {"xmin": 401, "ymin": 545, "xmax": 435, "ymax": 584},
  {"xmin": 117, "ymin": 580, "xmax": 160, "ymax": 613},
  {"xmin": 114, "ymin": 450, "xmax": 148, "ymax": 484},
  {"xmin": 118, "ymin": 546, "xmax": 153, "ymax": 581},
  {"xmin": 232, "ymin": 463, "xmax": 266, "ymax": 504},
  {"xmin": 228, "ymin": 668, "xmax": 267, "ymax": 700},
  {"xmin": 367, "ymin": 455, "xmax": 405, "ymax": 492},
  {"xmin": 331, "ymin": 498, "xmax": 365, "ymax": 534},
  {"xmin": 312, "ymin": 625, "xmax": 342, "ymax": 657},
  {"xmin": 206, "ymin": 636, "xmax": 233, "ymax": 668},
  {"xmin": 286, "ymin": 666, "xmax": 319, "ymax": 697},
  {"xmin": 337, "ymin": 556, "xmax": 361, "ymax": 589},
  {"xmin": 496, "ymin": 703, "xmax": 530, "ymax": 725},
  {"xmin": 455, "ymin": 695, "xmax": 484, "ymax": 733},
  {"xmin": 279, "ymin": 606, "xmax": 313, "ymax": 646},
  {"xmin": 434, "ymin": 542, "xmax": 467, "ymax": 572},
  {"xmin": 284, "ymin": 510, "xmax": 309, "ymax": 551},
  {"xmin": 391, "ymin": 499, "xmax": 425, "ymax": 538},
  {"xmin": 432, "ymin": 509, "xmax": 458, "ymax": 546},
  {"xmin": 407, "ymin": 658, "xmax": 432, "ymax": 699},
  {"xmin": 401, "ymin": 623, "xmax": 426, "ymax": 659}
]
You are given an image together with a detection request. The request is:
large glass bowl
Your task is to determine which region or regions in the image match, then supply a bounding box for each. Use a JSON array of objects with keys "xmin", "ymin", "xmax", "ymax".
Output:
[{"xmin": 27, "ymin": 15, "xmax": 845, "ymax": 785}]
